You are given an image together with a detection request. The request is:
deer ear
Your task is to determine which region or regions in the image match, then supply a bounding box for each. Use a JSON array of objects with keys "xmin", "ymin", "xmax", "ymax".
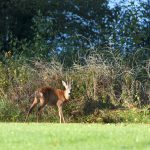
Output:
[{"xmin": 62, "ymin": 80, "xmax": 67, "ymax": 89}]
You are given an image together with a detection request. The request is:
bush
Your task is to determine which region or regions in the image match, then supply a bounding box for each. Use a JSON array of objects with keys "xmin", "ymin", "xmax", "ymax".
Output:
[
  {"xmin": 0, "ymin": 52, "xmax": 149, "ymax": 122},
  {"xmin": 0, "ymin": 100, "xmax": 22, "ymax": 122},
  {"xmin": 79, "ymin": 108, "xmax": 150, "ymax": 124}
]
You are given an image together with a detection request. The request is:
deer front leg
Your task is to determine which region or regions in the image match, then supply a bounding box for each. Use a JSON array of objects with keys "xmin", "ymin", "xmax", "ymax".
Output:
[
  {"xmin": 58, "ymin": 106, "xmax": 62, "ymax": 123},
  {"xmin": 57, "ymin": 101, "xmax": 65, "ymax": 123},
  {"xmin": 59, "ymin": 106, "xmax": 66, "ymax": 123},
  {"xmin": 61, "ymin": 109, "xmax": 65, "ymax": 123},
  {"xmin": 58, "ymin": 105, "xmax": 65, "ymax": 123}
]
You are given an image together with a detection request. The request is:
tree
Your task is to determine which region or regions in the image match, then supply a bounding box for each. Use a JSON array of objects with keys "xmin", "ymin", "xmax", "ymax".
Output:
[
  {"xmin": 110, "ymin": 0, "xmax": 150, "ymax": 53},
  {"xmin": 0, "ymin": 0, "xmax": 49, "ymax": 52}
]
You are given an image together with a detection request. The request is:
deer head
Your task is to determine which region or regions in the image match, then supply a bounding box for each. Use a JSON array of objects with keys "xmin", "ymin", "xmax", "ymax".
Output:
[{"xmin": 62, "ymin": 80, "xmax": 72, "ymax": 100}]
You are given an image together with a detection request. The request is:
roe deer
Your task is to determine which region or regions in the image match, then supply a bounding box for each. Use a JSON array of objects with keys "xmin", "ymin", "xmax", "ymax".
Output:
[{"xmin": 25, "ymin": 81, "xmax": 72, "ymax": 123}]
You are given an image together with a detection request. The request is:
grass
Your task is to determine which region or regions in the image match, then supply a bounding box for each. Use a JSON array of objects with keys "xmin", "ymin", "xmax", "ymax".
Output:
[{"xmin": 0, "ymin": 123, "xmax": 150, "ymax": 150}]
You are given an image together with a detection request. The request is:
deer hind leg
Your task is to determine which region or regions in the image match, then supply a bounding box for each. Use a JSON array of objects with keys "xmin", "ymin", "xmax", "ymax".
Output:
[
  {"xmin": 36, "ymin": 99, "xmax": 46, "ymax": 123},
  {"xmin": 25, "ymin": 98, "xmax": 38, "ymax": 122}
]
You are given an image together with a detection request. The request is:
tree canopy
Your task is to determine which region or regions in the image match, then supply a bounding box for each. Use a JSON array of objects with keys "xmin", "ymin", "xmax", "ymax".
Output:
[{"xmin": 0, "ymin": 0, "xmax": 149, "ymax": 63}]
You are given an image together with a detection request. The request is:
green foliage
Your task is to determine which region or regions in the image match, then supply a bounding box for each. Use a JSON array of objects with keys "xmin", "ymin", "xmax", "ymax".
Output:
[
  {"xmin": 0, "ymin": 100, "xmax": 22, "ymax": 122},
  {"xmin": 111, "ymin": 1, "xmax": 150, "ymax": 52},
  {"xmin": 0, "ymin": 52, "xmax": 149, "ymax": 123},
  {"xmin": 0, "ymin": 0, "xmax": 149, "ymax": 123},
  {"xmin": 80, "ymin": 108, "xmax": 150, "ymax": 124}
]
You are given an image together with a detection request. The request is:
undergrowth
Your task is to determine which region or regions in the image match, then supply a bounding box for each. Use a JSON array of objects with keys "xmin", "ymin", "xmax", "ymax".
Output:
[{"xmin": 0, "ymin": 53, "xmax": 149, "ymax": 123}]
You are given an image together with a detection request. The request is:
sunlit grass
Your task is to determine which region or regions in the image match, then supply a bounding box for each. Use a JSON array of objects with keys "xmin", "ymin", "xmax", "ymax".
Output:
[{"xmin": 0, "ymin": 123, "xmax": 150, "ymax": 150}]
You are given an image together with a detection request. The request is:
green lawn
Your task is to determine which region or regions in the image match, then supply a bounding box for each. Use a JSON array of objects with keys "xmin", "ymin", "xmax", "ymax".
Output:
[{"xmin": 0, "ymin": 123, "xmax": 150, "ymax": 150}]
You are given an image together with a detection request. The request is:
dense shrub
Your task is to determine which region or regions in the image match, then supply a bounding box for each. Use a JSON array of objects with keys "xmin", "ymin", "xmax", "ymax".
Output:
[{"xmin": 0, "ymin": 52, "xmax": 149, "ymax": 123}]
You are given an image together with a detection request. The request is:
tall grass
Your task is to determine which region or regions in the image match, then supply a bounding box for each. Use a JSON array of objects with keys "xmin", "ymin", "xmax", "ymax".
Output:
[{"xmin": 0, "ymin": 52, "xmax": 149, "ymax": 122}]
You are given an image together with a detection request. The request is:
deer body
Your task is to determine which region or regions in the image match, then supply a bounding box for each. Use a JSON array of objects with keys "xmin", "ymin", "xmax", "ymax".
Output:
[
  {"xmin": 25, "ymin": 81, "xmax": 71, "ymax": 123},
  {"xmin": 35, "ymin": 87, "xmax": 67, "ymax": 105}
]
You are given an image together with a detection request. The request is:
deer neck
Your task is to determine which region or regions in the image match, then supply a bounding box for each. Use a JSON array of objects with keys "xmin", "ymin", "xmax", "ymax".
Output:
[
  {"xmin": 64, "ymin": 90, "xmax": 70, "ymax": 100},
  {"xmin": 56, "ymin": 89, "xmax": 69, "ymax": 101}
]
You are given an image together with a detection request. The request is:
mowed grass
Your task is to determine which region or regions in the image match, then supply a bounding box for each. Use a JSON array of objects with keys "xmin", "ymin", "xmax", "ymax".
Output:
[{"xmin": 0, "ymin": 123, "xmax": 150, "ymax": 150}]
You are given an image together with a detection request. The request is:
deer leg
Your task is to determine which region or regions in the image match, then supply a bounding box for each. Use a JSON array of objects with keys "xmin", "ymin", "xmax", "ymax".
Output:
[
  {"xmin": 25, "ymin": 100, "xmax": 38, "ymax": 122},
  {"xmin": 58, "ymin": 105, "xmax": 65, "ymax": 123},
  {"xmin": 36, "ymin": 102, "xmax": 45, "ymax": 123},
  {"xmin": 57, "ymin": 105, "xmax": 62, "ymax": 123},
  {"xmin": 62, "ymin": 113, "xmax": 65, "ymax": 123},
  {"xmin": 61, "ymin": 107, "xmax": 65, "ymax": 123}
]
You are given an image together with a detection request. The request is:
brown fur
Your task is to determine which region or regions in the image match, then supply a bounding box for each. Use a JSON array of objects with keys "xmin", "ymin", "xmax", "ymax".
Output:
[{"xmin": 25, "ymin": 86, "xmax": 69, "ymax": 123}]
